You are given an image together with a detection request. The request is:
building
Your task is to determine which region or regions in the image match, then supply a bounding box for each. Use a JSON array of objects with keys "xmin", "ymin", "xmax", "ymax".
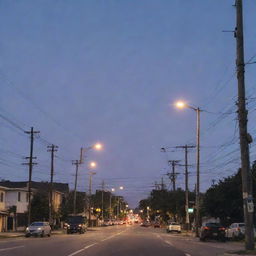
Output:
[
  {"xmin": 0, "ymin": 181, "xmax": 69, "ymax": 231},
  {"xmin": 0, "ymin": 186, "xmax": 8, "ymax": 232}
]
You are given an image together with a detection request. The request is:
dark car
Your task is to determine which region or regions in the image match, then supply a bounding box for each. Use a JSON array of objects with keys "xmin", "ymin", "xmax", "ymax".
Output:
[
  {"xmin": 66, "ymin": 215, "xmax": 87, "ymax": 234},
  {"xmin": 199, "ymin": 222, "xmax": 226, "ymax": 242},
  {"xmin": 140, "ymin": 221, "xmax": 151, "ymax": 227},
  {"xmin": 154, "ymin": 222, "xmax": 161, "ymax": 228}
]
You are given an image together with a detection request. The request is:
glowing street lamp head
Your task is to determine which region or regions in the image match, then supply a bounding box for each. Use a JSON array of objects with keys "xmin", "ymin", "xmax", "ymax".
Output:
[
  {"xmin": 89, "ymin": 161, "xmax": 97, "ymax": 168},
  {"xmin": 94, "ymin": 143, "xmax": 103, "ymax": 150},
  {"xmin": 111, "ymin": 188, "xmax": 115, "ymax": 192},
  {"xmin": 175, "ymin": 101, "xmax": 186, "ymax": 109},
  {"xmin": 119, "ymin": 186, "xmax": 124, "ymax": 190}
]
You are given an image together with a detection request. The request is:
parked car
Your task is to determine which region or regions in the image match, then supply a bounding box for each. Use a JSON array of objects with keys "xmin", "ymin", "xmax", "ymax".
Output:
[
  {"xmin": 226, "ymin": 223, "xmax": 245, "ymax": 240},
  {"xmin": 154, "ymin": 222, "xmax": 161, "ymax": 228},
  {"xmin": 199, "ymin": 223, "xmax": 226, "ymax": 242},
  {"xmin": 166, "ymin": 222, "xmax": 181, "ymax": 233},
  {"xmin": 65, "ymin": 215, "xmax": 87, "ymax": 234},
  {"xmin": 25, "ymin": 222, "xmax": 51, "ymax": 237},
  {"xmin": 140, "ymin": 221, "xmax": 151, "ymax": 227}
]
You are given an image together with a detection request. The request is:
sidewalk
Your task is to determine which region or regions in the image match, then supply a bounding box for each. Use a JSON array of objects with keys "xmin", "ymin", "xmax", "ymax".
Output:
[
  {"xmin": 0, "ymin": 231, "xmax": 24, "ymax": 238},
  {"xmin": 0, "ymin": 229, "xmax": 66, "ymax": 238}
]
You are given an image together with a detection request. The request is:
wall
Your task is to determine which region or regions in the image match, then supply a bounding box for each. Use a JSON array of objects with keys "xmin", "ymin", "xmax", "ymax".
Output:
[
  {"xmin": 0, "ymin": 189, "xmax": 5, "ymax": 211},
  {"xmin": 5, "ymin": 191, "xmax": 28, "ymax": 213}
]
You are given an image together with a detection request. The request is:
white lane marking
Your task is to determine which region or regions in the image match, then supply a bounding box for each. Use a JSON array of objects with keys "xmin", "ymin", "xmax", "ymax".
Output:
[
  {"xmin": 67, "ymin": 243, "xmax": 97, "ymax": 256},
  {"xmin": 185, "ymin": 254, "xmax": 191, "ymax": 256},
  {"xmin": 101, "ymin": 235, "xmax": 116, "ymax": 241},
  {"xmin": 101, "ymin": 230, "xmax": 126, "ymax": 242},
  {"xmin": 0, "ymin": 245, "xmax": 25, "ymax": 252},
  {"xmin": 164, "ymin": 240, "xmax": 173, "ymax": 246}
]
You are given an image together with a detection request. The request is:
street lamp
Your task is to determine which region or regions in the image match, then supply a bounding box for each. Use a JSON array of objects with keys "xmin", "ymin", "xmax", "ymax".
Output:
[
  {"xmin": 88, "ymin": 161, "xmax": 97, "ymax": 227},
  {"xmin": 111, "ymin": 186, "xmax": 124, "ymax": 218},
  {"xmin": 146, "ymin": 206, "xmax": 150, "ymax": 220},
  {"xmin": 80, "ymin": 143, "xmax": 103, "ymax": 164},
  {"xmin": 174, "ymin": 100, "xmax": 201, "ymax": 237},
  {"xmin": 77, "ymin": 143, "xmax": 102, "ymax": 218},
  {"xmin": 89, "ymin": 161, "xmax": 97, "ymax": 168},
  {"xmin": 94, "ymin": 143, "xmax": 103, "ymax": 150},
  {"xmin": 109, "ymin": 188, "xmax": 115, "ymax": 219}
]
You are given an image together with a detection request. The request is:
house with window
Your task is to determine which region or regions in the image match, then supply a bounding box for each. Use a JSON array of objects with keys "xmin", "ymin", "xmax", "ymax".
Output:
[
  {"xmin": 0, "ymin": 181, "xmax": 69, "ymax": 231},
  {"xmin": 0, "ymin": 186, "xmax": 7, "ymax": 232},
  {"xmin": 4, "ymin": 187, "xmax": 30, "ymax": 231}
]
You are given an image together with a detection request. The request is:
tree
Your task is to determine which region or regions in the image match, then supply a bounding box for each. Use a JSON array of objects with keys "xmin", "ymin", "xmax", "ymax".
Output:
[
  {"xmin": 139, "ymin": 188, "xmax": 195, "ymax": 223},
  {"xmin": 31, "ymin": 192, "xmax": 49, "ymax": 222},
  {"xmin": 60, "ymin": 191, "xmax": 86, "ymax": 220},
  {"xmin": 202, "ymin": 169, "xmax": 244, "ymax": 226}
]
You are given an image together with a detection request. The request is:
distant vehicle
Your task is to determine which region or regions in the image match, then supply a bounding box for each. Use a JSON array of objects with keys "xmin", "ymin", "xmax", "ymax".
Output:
[
  {"xmin": 199, "ymin": 223, "xmax": 226, "ymax": 242},
  {"xmin": 65, "ymin": 215, "xmax": 87, "ymax": 234},
  {"xmin": 140, "ymin": 221, "xmax": 151, "ymax": 227},
  {"xmin": 102, "ymin": 219, "xmax": 111, "ymax": 226},
  {"xmin": 166, "ymin": 222, "xmax": 181, "ymax": 233},
  {"xmin": 25, "ymin": 222, "xmax": 51, "ymax": 237},
  {"xmin": 154, "ymin": 222, "xmax": 161, "ymax": 228},
  {"xmin": 226, "ymin": 223, "xmax": 245, "ymax": 240}
]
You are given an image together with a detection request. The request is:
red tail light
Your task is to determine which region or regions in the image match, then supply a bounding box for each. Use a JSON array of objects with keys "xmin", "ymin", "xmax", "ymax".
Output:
[
  {"xmin": 204, "ymin": 227, "xmax": 210, "ymax": 230},
  {"xmin": 219, "ymin": 227, "xmax": 225, "ymax": 231}
]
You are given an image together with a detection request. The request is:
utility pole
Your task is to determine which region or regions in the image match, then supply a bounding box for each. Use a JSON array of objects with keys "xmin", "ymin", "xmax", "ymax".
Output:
[
  {"xmin": 167, "ymin": 160, "xmax": 180, "ymax": 191},
  {"xmin": 72, "ymin": 160, "xmax": 80, "ymax": 215},
  {"xmin": 176, "ymin": 145, "xmax": 195, "ymax": 231},
  {"xmin": 161, "ymin": 177, "xmax": 165, "ymax": 190},
  {"xmin": 88, "ymin": 171, "xmax": 96, "ymax": 227},
  {"xmin": 23, "ymin": 127, "xmax": 39, "ymax": 225},
  {"xmin": 101, "ymin": 180, "xmax": 105, "ymax": 220},
  {"xmin": 47, "ymin": 144, "xmax": 58, "ymax": 225},
  {"xmin": 195, "ymin": 107, "xmax": 201, "ymax": 237},
  {"xmin": 235, "ymin": 0, "xmax": 254, "ymax": 250},
  {"xmin": 109, "ymin": 192, "xmax": 112, "ymax": 219}
]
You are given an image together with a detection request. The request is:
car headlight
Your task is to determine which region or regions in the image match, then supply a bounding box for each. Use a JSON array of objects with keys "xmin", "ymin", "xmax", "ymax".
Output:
[
  {"xmin": 37, "ymin": 227, "xmax": 42, "ymax": 230},
  {"xmin": 26, "ymin": 227, "xmax": 29, "ymax": 231}
]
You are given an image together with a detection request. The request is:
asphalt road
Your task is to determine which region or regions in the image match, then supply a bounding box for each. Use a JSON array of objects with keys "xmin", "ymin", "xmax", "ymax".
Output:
[{"xmin": 0, "ymin": 225, "xmax": 242, "ymax": 256}]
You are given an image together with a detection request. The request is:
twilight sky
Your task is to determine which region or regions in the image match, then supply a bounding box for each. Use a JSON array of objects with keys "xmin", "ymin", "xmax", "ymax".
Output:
[{"xmin": 0, "ymin": 0, "xmax": 256, "ymax": 207}]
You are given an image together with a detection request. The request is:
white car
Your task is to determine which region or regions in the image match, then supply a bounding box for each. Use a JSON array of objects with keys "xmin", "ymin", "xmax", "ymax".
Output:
[
  {"xmin": 226, "ymin": 223, "xmax": 245, "ymax": 240},
  {"xmin": 166, "ymin": 222, "xmax": 181, "ymax": 233},
  {"xmin": 25, "ymin": 222, "xmax": 51, "ymax": 237}
]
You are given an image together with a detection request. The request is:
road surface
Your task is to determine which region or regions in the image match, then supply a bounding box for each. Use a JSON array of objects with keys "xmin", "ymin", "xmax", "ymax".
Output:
[{"xmin": 0, "ymin": 225, "xmax": 242, "ymax": 256}]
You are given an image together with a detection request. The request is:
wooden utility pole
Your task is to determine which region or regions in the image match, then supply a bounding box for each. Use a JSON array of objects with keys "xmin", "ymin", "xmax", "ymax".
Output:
[
  {"xmin": 88, "ymin": 171, "xmax": 96, "ymax": 227},
  {"xmin": 23, "ymin": 127, "xmax": 39, "ymax": 225},
  {"xmin": 167, "ymin": 160, "xmax": 180, "ymax": 191},
  {"xmin": 72, "ymin": 160, "xmax": 80, "ymax": 214},
  {"xmin": 176, "ymin": 145, "xmax": 195, "ymax": 231},
  {"xmin": 47, "ymin": 144, "xmax": 58, "ymax": 225},
  {"xmin": 235, "ymin": 0, "xmax": 254, "ymax": 250}
]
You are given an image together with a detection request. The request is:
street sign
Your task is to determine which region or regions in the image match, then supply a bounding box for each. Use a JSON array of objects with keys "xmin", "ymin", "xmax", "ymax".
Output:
[{"xmin": 247, "ymin": 198, "xmax": 254, "ymax": 213}]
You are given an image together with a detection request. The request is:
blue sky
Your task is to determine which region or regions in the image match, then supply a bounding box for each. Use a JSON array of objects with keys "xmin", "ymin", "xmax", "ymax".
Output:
[{"xmin": 0, "ymin": 0, "xmax": 256, "ymax": 207}]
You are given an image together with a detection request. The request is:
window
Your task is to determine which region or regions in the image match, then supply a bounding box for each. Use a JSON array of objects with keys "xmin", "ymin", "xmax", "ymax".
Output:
[
  {"xmin": 0, "ymin": 192, "xmax": 3, "ymax": 202},
  {"xmin": 18, "ymin": 192, "xmax": 21, "ymax": 202}
]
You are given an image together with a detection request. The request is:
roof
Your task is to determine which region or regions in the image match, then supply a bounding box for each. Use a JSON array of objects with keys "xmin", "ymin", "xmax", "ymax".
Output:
[{"xmin": 0, "ymin": 181, "xmax": 69, "ymax": 193}]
